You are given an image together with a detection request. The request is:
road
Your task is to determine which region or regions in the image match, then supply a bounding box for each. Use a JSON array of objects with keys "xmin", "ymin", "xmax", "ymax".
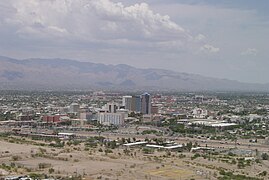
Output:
[{"xmin": 1, "ymin": 126, "xmax": 269, "ymax": 152}]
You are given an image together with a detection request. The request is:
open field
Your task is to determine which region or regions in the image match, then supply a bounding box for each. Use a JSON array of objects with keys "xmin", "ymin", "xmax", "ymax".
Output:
[
  {"xmin": 0, "ymin": 137, "xmax": 199, "ymax": 180},
  {"xmin": 0, "ymin": 134, "xmax": 268, "ymax": 180}
]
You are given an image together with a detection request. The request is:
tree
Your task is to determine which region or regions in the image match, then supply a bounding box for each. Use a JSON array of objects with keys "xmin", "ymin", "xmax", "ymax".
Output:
[{"xmin": 186, "ymin": 142, "xmax": 193, "ymax": 151}]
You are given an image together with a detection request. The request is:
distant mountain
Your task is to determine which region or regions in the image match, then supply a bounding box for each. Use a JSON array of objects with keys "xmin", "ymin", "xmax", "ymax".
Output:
[{"xmin": 0, "ymin": 56, "xmax": 268, "ymax": 91}]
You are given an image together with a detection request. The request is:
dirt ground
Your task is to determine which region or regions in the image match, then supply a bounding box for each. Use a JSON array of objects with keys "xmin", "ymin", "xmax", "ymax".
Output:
[{"xmin": 0, "ymin": 137, "xmax": 268, "ymax": 180}]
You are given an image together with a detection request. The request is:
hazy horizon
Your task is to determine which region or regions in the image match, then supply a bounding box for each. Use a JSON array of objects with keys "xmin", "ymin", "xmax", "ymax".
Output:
[
  {"xmin": 0, "ymin": 0, "xmax": 268, "ymax": 84},
  {"xmin": 0, "ymin": 55, "xmax": 267, "ymax": 86}
]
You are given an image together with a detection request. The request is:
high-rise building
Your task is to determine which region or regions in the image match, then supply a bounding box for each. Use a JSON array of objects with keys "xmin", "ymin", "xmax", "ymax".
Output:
[
  {"xmin": 122, "ymin": 95, "xmax": 141, "ymax": 112},
  {"xmin": 141, "ymin": 92, "xmax": 151, "ymax": 114},
  {"xmin": 122, "ymin": 96, "xmax": 132, "ymax": 110},
  {"xmin": 131, "ymin": 95, "xmax": 141, "ymax": 112}
]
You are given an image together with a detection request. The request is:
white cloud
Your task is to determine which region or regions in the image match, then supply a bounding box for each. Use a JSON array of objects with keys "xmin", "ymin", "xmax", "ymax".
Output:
[
  {"xmin": 200, "ymin": 44, "xmax": 220, "ymax": 53},
  {"xmin": 241, "ymin": 48, "xmax": 258, "ymax": 56},
  {"xmin": 0, "ymin": 0, "xmax": 268, "ymax": 84},
  {"xmin": 195, "ymin": 34, "xmax": 206, "ymax": 42},
  {"xmin": 0, "ymin": 0, "xmax": 214, "ymax": 54}
]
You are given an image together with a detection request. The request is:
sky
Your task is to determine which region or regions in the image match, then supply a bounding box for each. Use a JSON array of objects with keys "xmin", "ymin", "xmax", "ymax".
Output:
[{"xmin": 0, "ymin": 0, "xmax": 268, "ymax": 83}]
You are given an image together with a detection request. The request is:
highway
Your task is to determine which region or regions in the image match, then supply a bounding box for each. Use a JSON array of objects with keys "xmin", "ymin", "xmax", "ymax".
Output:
[{"xmin": 1, "ymin": 126, "xmax": 269, "ymax": 152}]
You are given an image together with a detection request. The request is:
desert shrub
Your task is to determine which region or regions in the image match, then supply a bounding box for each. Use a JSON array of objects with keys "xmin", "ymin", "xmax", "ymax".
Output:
[
  {"xmin": 49, "ymin": 168, "xmax": 55, "ymax": 174},
  {"xmin": 38, "ymin": 163, "xmax": 51, "ymax": 169},
  {"xmin": 11, "ymin": 155, "xmax": 21, "ymax": 161},
  {"xmin": 261, "ymin": 153, "xmax": 269, "ymax": 160}
]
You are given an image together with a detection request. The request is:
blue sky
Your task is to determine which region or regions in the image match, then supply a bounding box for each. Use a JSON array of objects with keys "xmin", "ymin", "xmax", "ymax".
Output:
[{"xmin": 0, "ymin": 0, "xmax": 268, "ymax": 83}]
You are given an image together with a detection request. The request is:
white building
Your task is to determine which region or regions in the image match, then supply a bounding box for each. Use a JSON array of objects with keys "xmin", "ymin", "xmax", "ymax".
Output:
[
  {"xmin": 98, "ymin": 112, "xmax": 125, "ymax": 125},
  {"xmin": 70, "ymin": 103, "xmax": 80, "ymax": 113},
  {"xmin": 192, "ymin": 108, "xmax": 208, "ymax": 119},
  {"xmin": 103, "ymin": 102, "xmax": 120, "ymax": 113}
]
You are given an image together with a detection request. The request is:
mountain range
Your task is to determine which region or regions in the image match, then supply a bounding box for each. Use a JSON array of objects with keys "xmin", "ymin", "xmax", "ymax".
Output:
[{"xmin": 0, "ymin": 56, "xmax": 267, "ymax": 91}]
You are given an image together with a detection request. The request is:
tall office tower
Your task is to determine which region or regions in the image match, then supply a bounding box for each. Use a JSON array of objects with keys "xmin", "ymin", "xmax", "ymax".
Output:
[
  {"xmin": 122, "ymin": 95, "xmax": 141, "ymax": 112},
  {"xmin": 141, "ymin": 92, "xmax": 151, "ymax": 114},
  {"xmin": 131, "ymin": 95, "xmax": 141, "ymax": 112},
  {"xmin": 122, "ymin": 96, "xmax": 132, "ymax": 110}
]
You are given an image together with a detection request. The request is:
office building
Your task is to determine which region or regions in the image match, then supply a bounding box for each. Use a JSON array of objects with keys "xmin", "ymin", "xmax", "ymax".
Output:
[
  {"xmin": 131, "ymin": 95, "xmax": 141, "ymax": 112},
  {"xmin": 141, "ymin": 92, "xmax": 151, "ymax": 114},
  {"xmin": 122, "ymin": 95, "xmax": 141, "ymax": 112},
  {"xmin": 122, "ymin": 96, "xmax": 132, "ymax": 109}
]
